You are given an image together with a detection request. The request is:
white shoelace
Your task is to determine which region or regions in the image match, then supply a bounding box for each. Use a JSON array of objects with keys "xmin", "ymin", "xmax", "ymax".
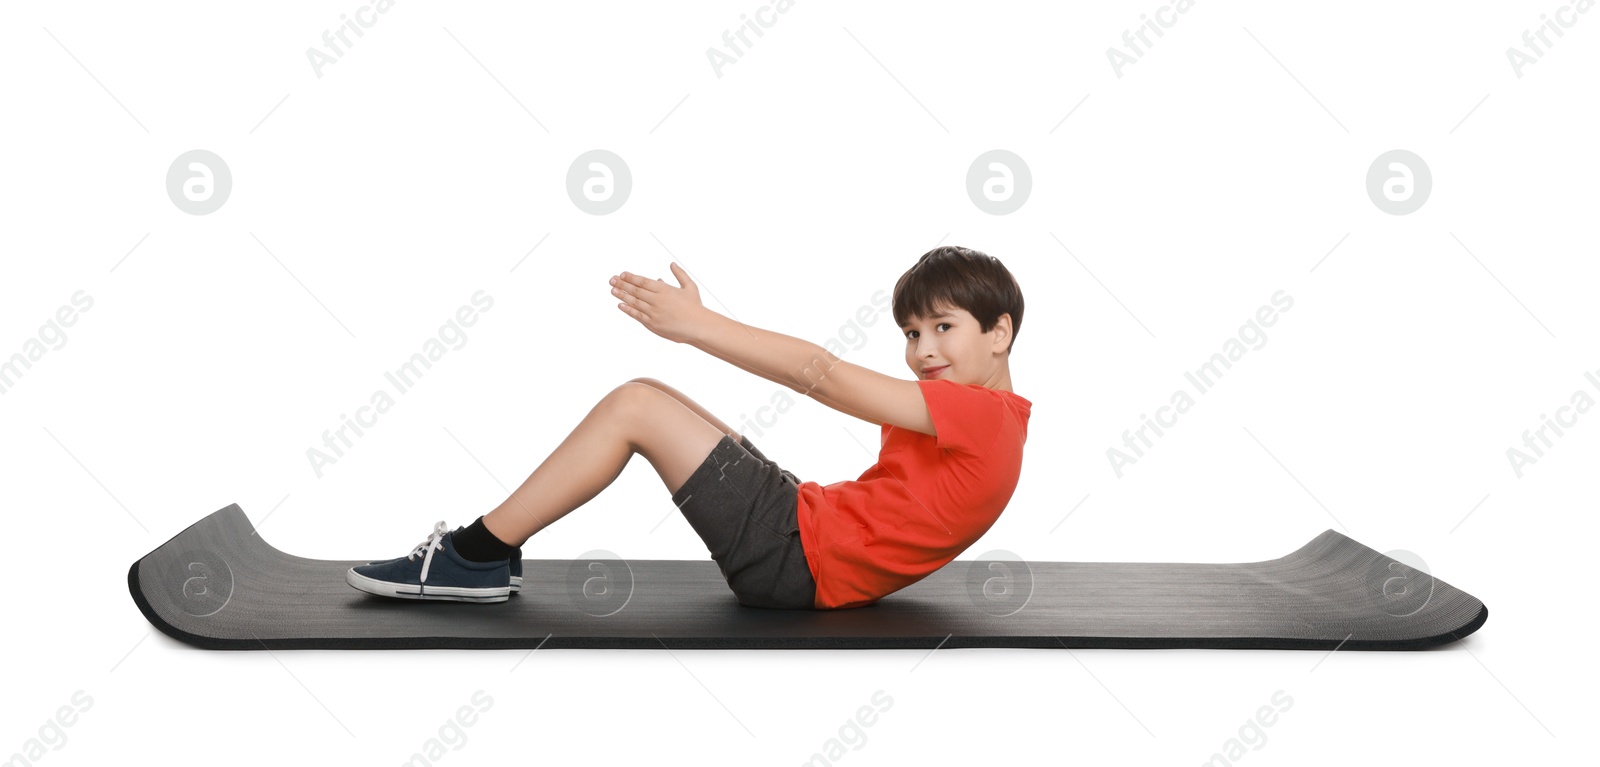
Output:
[{"xmin": 407, "ymin": 521, "xmax": 450, "ymax": 583}]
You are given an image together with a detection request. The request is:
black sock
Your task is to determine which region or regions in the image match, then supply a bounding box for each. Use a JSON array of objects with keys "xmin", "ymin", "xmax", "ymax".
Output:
[{"xmin": 452, "ymin": 516, "xmax": 519, "ymax": 563}]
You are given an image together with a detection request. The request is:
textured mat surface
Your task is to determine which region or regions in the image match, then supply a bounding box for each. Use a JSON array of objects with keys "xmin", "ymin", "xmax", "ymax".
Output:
[{"xmin": 129, "ymin": 504, "xmax": 1487, "ymax": 651}]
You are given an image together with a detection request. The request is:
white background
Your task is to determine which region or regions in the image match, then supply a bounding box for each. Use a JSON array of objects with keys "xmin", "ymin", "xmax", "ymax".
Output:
[{"xmin": 2, "ymin": 0, "xmax": 1593, "ymax": 763}]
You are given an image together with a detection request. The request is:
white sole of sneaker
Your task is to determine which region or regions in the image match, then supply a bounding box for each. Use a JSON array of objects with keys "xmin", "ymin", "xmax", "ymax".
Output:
[
  {"xmin": 346, "ymin": 568, "xmax": 511, "ymax": 603},
  {"xmin": 374, "ymin": 564, "xmax": 520, "ymax": 591}
]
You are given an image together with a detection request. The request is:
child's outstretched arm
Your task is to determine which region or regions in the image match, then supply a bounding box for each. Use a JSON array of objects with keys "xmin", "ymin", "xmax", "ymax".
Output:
[
  {"xmin": 609, "ymin": 264, "xmax": 935, "ymax": 437},
  {"xmin": 609, "ymin": 264, "xmax": 841, "ymax": 396}
]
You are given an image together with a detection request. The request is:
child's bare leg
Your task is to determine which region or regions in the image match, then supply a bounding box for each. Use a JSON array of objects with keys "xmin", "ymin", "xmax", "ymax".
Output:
[
  {"xmin": 627, "ymin": 376, "xmax": 742, "ymax": 443},
  {"xmin": 479, "ymin": 379, "xmax": 727, "ymax": 546}
]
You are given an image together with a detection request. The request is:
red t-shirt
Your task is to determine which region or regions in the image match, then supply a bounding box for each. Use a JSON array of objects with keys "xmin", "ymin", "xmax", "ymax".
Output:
[{"xmin": 795, "ymin": 378, "xmax": 1032, "ymax": 609}]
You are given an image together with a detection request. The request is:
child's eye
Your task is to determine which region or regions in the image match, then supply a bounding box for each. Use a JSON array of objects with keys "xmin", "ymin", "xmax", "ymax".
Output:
[{"xmin": 905, "ymin": 323, "xmax": 951, "ymax": 339}]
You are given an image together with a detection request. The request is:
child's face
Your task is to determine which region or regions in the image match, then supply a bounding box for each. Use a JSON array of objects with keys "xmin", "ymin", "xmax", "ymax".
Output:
[{"xmin": 900, "ymin": 305, "xmax": 1004, "ymax": 383}]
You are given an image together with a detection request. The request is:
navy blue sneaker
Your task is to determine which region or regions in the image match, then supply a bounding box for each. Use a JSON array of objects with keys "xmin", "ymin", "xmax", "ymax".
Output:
[
  {"xmin": 346, "ymin": 521, "xmax": 510, "ymax": 602},
  {"xmin": 365, "ymin": 545, "xmax": 522, "ymax": 593}
]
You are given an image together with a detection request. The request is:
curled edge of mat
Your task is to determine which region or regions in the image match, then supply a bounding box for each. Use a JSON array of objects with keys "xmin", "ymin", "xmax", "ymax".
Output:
[{"xmin": 129, "ymin": 503, "xmax": 1489, "ymax": 652}]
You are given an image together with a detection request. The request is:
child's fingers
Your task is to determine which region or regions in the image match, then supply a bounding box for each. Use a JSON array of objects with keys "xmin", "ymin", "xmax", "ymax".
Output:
[
  {"xmin": 611, "ymin": 282, "xmax": 654, "ymax": 309},
  {"xmin": 618, "ymin": 298, "xmax": 654, "ymax": 320},
  {"xmin": 619, "ymin": 290, "xmax": 654, "ymax": 311},
  {"xmin": 618, "ymin": 271, "xmax": 658, "ymax": 294}
]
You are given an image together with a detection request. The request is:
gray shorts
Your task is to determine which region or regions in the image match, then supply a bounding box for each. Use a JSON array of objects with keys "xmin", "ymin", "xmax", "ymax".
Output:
[{"xmin": 671, "ymin": 434, "xmax": 817, "ymax": 610}]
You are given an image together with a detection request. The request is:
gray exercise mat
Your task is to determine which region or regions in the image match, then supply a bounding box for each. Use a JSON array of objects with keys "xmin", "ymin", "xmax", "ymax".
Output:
[{"xmin": 129, "ymin": 504, "xmax": 1487, "ymax": 651}]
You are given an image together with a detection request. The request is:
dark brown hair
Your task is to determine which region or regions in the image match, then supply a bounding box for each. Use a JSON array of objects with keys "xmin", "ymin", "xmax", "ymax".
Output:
[{"xmin": 892, "ymin": 245, "xmax": 1023, "ymax": 355}]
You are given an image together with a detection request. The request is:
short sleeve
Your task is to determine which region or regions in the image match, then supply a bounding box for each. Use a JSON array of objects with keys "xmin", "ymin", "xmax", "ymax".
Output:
[{"xmin": 916, "ymin": 379, "xmax": 1004, "ymax": 457}]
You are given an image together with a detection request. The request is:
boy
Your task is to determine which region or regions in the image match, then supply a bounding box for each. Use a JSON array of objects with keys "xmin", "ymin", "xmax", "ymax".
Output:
[{"xmin": 346, "ymin": 245, "xmax": 1030, "ymax": 609}]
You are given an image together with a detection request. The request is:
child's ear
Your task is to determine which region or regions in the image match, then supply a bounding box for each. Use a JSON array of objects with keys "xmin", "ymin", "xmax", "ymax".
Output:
[{"xmin": 992, "ymin": 314, "xmax": 1012, "ymax": 347}]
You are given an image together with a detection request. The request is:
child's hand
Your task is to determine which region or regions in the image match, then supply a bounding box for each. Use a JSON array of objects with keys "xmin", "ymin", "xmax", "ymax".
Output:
[{"xmin": 610, "ymin": 262, "xmax": 709, "ymax": 345}]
